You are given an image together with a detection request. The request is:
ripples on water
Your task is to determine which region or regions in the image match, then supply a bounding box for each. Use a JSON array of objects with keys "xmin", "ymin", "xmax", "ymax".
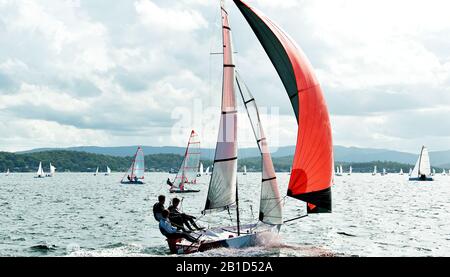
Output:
[{"xmin": 0, "ymin": 173, "xmax": 449, "ymax": 257}]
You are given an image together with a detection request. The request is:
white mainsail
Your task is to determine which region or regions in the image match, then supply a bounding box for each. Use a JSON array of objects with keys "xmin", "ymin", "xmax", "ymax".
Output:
[
  {"xmin": 205, "ymin": 166, "xmax": 210, "ymax": 176},
  {"xmin": 236, "ymin": 72, "xmax": 282, "ymax": 225},
  {"xmin": 348, "ymin": 166, "xmax": 352, "ymax": 175},
  {"xmin": 105, "ymin": 166, "xmax": 111, "ymax": 176},
  {"xmin": 197, "ymin": 163, "xmax": 204, "ymax": 177},
  {"xmin": 409, "ymin": 168, "xmax": 412, "ymax": 176},
  {"xmin": 443, "ymin": 169, "xmax": 447, "ymax": 176},
  {"xmin": 49, "ymin": 163, "xmax": 56, "ymax": 177},
  {"xmin": 36, "ymin": 162, "xmax": 45, "ymax": 178},
  {"xmin": 6, "ymin": 169, "xmax": 10, "ymax": 176},
  {"xmin": 410, "ymin": 146, "xmax": 432, "ymax": 179},
  {"xmin": 400, "ymin": 168, "xmax": 404, "ymax": 175},
  {"xmin": 94, "ymin": 167, "xmax": 99, "ymax": 176},
  {"xmin": 203, "ymin": 3, "xmax": 238, "ymax": 213},
  {"xmin": 372, "ymin": 165, "xmax": 377, "ymax": 175}
]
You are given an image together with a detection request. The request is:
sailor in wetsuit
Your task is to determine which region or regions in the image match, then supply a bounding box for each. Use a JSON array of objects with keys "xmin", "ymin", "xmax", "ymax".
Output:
[
  {"xmin": 168, "ymin": 198, "xmax": 204, "ymax": 231},
  {"xmin": 153, "ymin": 195, "xmax": 166, "ymax": 222},
  {"xmin": 159, "ymin": 210, "xmax": 198, "ymax": 243}
]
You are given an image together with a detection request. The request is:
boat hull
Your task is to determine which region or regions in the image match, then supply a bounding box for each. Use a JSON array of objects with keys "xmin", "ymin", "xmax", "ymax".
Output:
[
  {"xmin": 170, "ymin": 190, "xmax": 200, "ymax": 194},
  {"xmin": 120, "ymin": 181, "xmax": 145, "ymax": 185},
  {"xmin": 409, "ymin": 177, "xmax": 433, "ymax": 181},
  {"xmin": 168, "ymin": 224, "xmax": 278, "ymax": 255}
]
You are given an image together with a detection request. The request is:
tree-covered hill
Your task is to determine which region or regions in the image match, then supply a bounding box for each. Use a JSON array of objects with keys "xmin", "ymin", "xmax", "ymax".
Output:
[{"xmin": 0, "ymin": 151, "xmax": 447, "ymax": 173}]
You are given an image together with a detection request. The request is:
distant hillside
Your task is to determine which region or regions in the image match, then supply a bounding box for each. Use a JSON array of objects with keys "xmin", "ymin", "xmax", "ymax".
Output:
[
  {"xmin": 17, "ymin": 145, "xmax": 450, "ymax": 167},
  {"xmin": 2, "ymin": 151, "xmax": 448, "ymax": 173}
]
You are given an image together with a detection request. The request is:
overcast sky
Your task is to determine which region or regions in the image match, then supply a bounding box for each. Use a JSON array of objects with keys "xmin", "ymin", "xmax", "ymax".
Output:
[{"xmin": 1, "ymin": 0, "xmax": 449, "ymax": 153}]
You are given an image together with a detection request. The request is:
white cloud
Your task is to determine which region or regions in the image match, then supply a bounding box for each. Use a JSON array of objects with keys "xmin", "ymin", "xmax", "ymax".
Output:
[{"xmin": 0, "ymin": 0, "xmax": 449, "ymax": 153}]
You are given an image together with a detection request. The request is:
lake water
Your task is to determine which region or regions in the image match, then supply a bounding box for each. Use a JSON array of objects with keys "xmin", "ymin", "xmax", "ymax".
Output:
[{"xmin": 0, "ymin": 172, "xmax": 449, "ymax": 257}]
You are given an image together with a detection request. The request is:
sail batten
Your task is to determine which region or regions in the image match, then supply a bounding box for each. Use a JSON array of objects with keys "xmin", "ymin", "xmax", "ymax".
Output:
[
  {"xmin": 234, "ymin": 0, "xmax": 333, "ymax": 213},
  {"xmin": 204, "ymin": 2, "xmax": 238, "ymax": 213}
]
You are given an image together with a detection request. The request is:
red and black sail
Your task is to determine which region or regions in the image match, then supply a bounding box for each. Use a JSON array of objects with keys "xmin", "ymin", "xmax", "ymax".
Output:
[{"xmin": 233, "ymin": 0, "xmax": 333, "ymax": 213}]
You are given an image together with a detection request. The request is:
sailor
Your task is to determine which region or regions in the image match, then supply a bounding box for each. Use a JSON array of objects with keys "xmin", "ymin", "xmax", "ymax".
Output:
[
  {"xmin": 159, "ymin": 210, "xmax": 198, "ymax": 243},
  {"xmin": 167, "ymin": 178, "xmax": 174, "ymax": 187},
  {"xmin": 153, "ymin": 195, "xmax": 166, "ymax": 222},
  {"xmin": 127, "ymin": 175, "xmax": 131, "ymax": 181},
  {"xmin": 168, "ymin": 198, "xmax": 204, "ymax": 231}
]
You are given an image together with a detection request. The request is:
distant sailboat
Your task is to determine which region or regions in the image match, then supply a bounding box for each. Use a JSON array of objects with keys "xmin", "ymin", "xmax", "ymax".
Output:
[
  {"xmin": 36, "ymin": 162, "xmax": 45, "ymax": 178},
  {"xmin": 348, "ymin": 166, "xmax": 352, "ymax": 176},
  {"xmin": 197, "ymin": 163, "xmax": 204, "ymax": 177},
  {"xmin": 105, "ymin": 166, "xmax": 111, "ymax": 176},
  {"xmin": 170, "ymin": 131, "xmax": 201, "ymax": 193},
  {"xmin": 335, "ymin": 165, "xmax": 343, "ymax": 176},
  {"xmin": 409, "ymin": 146, "xmax": 433, "ymax": 181},
  {"xmin": 442, "ymin": 169, "xmax": 446, "ymax": 176},
  {"xmin": 205, "ymin": 166, "xmax": 210, "ymax": 176},
  {"xmin": 121, "ymin": 147, "xmax": 145, "ymax": 184},
  {"xmin": 5, "ymin": 169, "xmax": 10, "ymax": 176},
  {"xmin": 431, "ymin": 168, "xmax": 436, "ymax": 176},
  {"xmin": 94, "ymin": 167, "xmax": 99, "ymax": 176},
  {"xmin": 399, "ymin": 168, "xmax": 404, "ymax": 175},
  {"xmin": 243, "ymin": 165, "xmax": 247, "ymax": 175},
  {"xmin": 47, "ymin": 163, "xmax": 56, "ymax": 177},
  {"xmin": 372, "ymin": 166, "xmax": 377, "ymax": 176},
  {"xmin": 381, "ymin": 168, "xmax": 387, "ymax": 176},
  {"xmin": 408, "ymin": 168, "xmax": 412, "ymax": 176}
]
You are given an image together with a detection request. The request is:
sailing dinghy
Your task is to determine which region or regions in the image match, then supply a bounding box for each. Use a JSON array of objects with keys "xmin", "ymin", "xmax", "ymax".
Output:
[
  {"xmin": 169, "ymin": 130, "xmax": 201, "ymax": 193},
  {"xmin": 5, "ymin": 169, "xmax": 10, "ymax": 176},
  {"xmin": 409, "ymin": 146, "xmax": 433, "ymax": 181},
  {"xmin": 105, "ymin": 166, "xmax": 111, "ymax": 176},
  {"xmin": 197, "ymin": 163, "xmax": 204, "ymax": 177},
  {"xmin": 399, "ymin": 168, "xmax": 404, "ymax": 175},
  {"xmin": 372, "ymin": 166, "xmax": 377, "ymax": 176},
  {"xmin": 121, "ymin": 147, "xmax": 145, "ymax": 184},
  {"xmin": 348, "ymin": 166, "xmax": 352, "ymax": 176},
  {"xmin": 166, "ymin": 0, "xmax": 333, "ymax": 254},
  {"xmin": 36, "ymin": 162, "xmax": 45, "ymax": 178},
  {"xmin": 46, "ymin": 163, "xmax": 56, "ymax": 177},
  {"xmin": 94, "ymin": 167, "xmax": 99, "ymax": 176}
]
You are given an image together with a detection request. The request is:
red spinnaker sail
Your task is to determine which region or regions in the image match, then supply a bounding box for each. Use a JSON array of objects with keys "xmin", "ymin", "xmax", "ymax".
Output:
[{"xmin": 234, "ymin": 0, "xmax": 333, "ymax": 213}]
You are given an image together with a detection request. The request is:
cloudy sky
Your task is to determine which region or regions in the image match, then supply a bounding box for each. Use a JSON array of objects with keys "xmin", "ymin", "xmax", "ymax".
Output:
[{"xmin": 1, "ymin": 0, "xmax": 449, "ymax": 153}]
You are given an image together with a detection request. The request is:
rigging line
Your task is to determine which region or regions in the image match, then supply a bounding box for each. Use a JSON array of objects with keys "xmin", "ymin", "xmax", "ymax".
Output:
[{"xmin": 283, "ymin": 214, "xmax": 308, "ymax": 224}]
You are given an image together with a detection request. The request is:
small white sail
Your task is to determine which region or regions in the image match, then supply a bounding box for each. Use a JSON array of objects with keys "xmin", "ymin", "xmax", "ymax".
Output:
[
  {"xmin": 431, "ymin": 168, "xmax": 436, "ymax": 176},
  {"xmin": 105, "ymin": 166, "xmax": 111, "ymax": 176},
  {"xmin": 442, "ymin": 169, "xmax": 446, "ymax": 176},
  {"xmin": 6, "ymin": 169, "xmax": 10, "ymax": 176},
  {"xmin": 382, "ymin": 168, "xmax": 387, "ymax": 176},
  {"xmin": 243, "ymin": 165, "xmax": 247, "ymax": 175},
  {"xmin": 399, "ymin": 168, "xmax": 404, "ymax": 175},
  {"xmin": 197, "ymin": 163, "xmax": 204, "ymax": 177},
  {"xmin": 94, "ymin": 167, "xmax": 99, "ymax": 176},
  {"xmin": 205, "ymin": 166, "xmax": 210, "ymax": 176},
  {"xmin": 372, "ymin": 165, "xmax": 377, "ymax": 176},
  {"xmin": 348, "ymin": 166, "xmax": 352, "ymax": 175},
  {"xmin": 409, "ymin": 146, "xmax": 432, "ymax": 181},
  {"xmin": 48, "ymin": 163, "xmax": 56, "ymax": 177},
  {"xmin": 409, "ymin": 168, "xmax": 412, "ymax": 176},
  {"xmin": 36, "ymin": 162, "xmax": 45, "ymax": 178}
]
